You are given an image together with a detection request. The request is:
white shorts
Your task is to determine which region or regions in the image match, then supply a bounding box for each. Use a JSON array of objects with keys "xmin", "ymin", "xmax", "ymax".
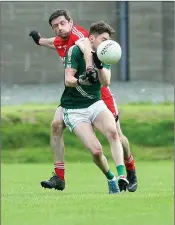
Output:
[{"xmin": 63, "ymin": 100, "xmax": 108, "ymax": 132}]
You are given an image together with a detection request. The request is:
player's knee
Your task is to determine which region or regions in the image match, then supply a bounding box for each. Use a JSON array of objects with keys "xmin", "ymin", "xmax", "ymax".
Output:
[
  {"xmin": 51, "ymin": 120, "xmax": 63, "ymax": 135},
  {"xmin": 92, "ymin": 147, "xmax": 102, "ymax": 159},
  {"xmin": 106, "ymin": 127, "xmax": 119, "ymax": 141}
]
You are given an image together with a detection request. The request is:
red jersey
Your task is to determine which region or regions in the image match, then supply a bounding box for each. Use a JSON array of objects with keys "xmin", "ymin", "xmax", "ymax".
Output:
[
  {"xmin": 53, "ymin": 25, "xmax": 89, "ymax": 63},
  {"xmin": 101, "ymin": 86, "xmax": 118, "ymax": 118}
]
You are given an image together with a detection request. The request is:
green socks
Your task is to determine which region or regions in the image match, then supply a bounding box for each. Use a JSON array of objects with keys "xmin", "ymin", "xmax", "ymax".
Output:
[
  {"xmin": 116, "ymin": 165, "xmax": 125, "ymax": 176},
  {"xmin": 104, "ymin": 170, "xmax": 115, "ymax": 180},
  {"xmin": 104, "ymin": 165, "xmax": 125, "ymax": 180}
]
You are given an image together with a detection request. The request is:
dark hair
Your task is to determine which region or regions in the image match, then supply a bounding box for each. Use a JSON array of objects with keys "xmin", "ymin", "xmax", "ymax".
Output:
[
  {"xmin": 89, "ymin": 21, "xmax": 115, "ymax": 37},
  {"xmin": 49, "ymin": 9, "xmax": 72, "ymax": 26}
]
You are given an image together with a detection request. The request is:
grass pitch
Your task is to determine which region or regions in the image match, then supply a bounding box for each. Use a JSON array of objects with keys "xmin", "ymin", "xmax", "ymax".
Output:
[{"xmin": 2, "ymin": 161, "xmax": 173, "ymax": 225}]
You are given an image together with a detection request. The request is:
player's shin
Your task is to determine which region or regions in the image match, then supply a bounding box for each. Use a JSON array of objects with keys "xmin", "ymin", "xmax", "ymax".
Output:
[
  {"xmin": 50, "ymin": 134, "xmax": 65, "ymax": 180},
  {"xmin": 120, "ymin": 135, "xmax": 136, "ymax": 171},
  {"xmin": 108, "ymin": 136, "xmax": 130, "ymax": 191},
  {"xmin": 121, "ymin": 135, "xmax": 131, "ymax": 158},
  {"xmin": 50, "ymin": 121, "xmax": 65, "ymax": 179},
  {"xmin": 110, "ymin": 138, "xmax": 125, "ymax": 176},
  {"xmin": 92, "ymin": 150, "xmax": 120, "ymax": 194},
  {"xmin": 93, "ymin": 153, "xmax": 115, "ymax": 180}
]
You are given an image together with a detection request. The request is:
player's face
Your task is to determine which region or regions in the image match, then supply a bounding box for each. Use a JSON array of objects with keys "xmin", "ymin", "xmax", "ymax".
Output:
[
  {"xmin": 90, "ymin": 32, "xmax": 110, "ymax": 51},
  {"xmin": 51, "ymin": 16, "xmax": 73, "ymax": 39}
]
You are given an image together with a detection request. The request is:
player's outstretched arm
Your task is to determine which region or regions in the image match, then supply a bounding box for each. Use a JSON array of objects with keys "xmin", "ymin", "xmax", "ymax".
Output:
[
  {"xmin": 39, "ymin": 37, "xmax": 56, "ymax": 50},
  {"xmin": 29, "ymin": 30, "xmax": 56, "ymax": 50}
]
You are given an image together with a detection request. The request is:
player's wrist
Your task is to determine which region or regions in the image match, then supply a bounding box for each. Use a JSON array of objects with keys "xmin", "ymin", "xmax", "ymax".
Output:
[
  {"xmin": 38, "ymin": 38, "xmax": 41, "ymax": 45},
  {"xmin": 91, "ymin": 52, "xmax": 103, "ymax": 69},
  {"xmin": 77, "ymin": 79, "xmax": 81, "ymax": 86},
  {"xmin": 95, "ymin": 61, "xmax": 103, "ymax": 69},
  {"xmin": 86, "ymin": 66, "xmax": 94, "ymax": 71},
  {"xmin": 97, "ymin": 65, "xmax": 103, "ymax": 70}
]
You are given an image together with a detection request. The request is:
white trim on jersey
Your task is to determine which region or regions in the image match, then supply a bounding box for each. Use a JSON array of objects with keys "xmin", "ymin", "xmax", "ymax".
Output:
[
  {"xmin": 67, "ymin": 45, "xmax": 75, "ymax": 63},
  {"xmin": 72, "ymin": 26, "xmax": 85, "ymax": 39},
  {"xmin": 76, "ymin": 86, "xmax": 95, "ymax": 99},
  {"xmin": 75, "ymin": 38, "xmax": 86, "ymax": 45}
]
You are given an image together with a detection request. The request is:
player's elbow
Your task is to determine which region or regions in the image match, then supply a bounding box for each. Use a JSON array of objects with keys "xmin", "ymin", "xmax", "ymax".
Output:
[
  {"xmin": 64, "ymin": 68, "xmax": 77, "ymax": 87},
  {"xmin": 48, "ymin": 44, "xmax": 56, "ymax": 50},
  {"xmin": 101, "ymin": 79, "xmax": 110, "ymax": 87},
  {"xmin": 65, "ymin": 77, "xmax": 74, "ymax": 87},
  {"xmin": 64, "ymin": 76, "xmax": 69, "ymax": 87},
  {"xmin": 65, "ymin": 80, "xmax": 71, "ymax": 87},
  {"xmin": 99, "ymin": 70, "xmax": 111, "ymax": 87},
  {"xmin": 103, "ymin": 80, "xmax": 110, "ymax": 87}
]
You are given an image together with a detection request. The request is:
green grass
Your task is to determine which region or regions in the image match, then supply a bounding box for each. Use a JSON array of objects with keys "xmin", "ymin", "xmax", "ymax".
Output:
[
  {"xmin": 2, "ymin": 145, "xmax": 174, "ymax": 163},
  {"xmin": 2, "ymin": 161, "xmax": 174, "ymax": 225},
  {"xmin": 2, "ymin": 103, "xmax": 174, "ymax": 151},
  {"xmin": 2, "ymin": 103, "xmax": 174, "ymax": 121}
]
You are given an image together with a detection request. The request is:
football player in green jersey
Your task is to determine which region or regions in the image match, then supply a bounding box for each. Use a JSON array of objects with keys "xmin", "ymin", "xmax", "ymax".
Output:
[{"xmin": 61, "ymin": 21, "xmax": 129, "ymax": 194}]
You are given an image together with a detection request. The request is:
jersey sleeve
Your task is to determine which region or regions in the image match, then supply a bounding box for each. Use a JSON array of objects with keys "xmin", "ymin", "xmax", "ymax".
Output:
[
  {"xmin": 64, "ymin": 45, "xmax": 81, "ymax": 70},
  {"xmin": 53, "ymin": 37, "xmax": 61, "ymax": 47},
  {"xmin": 71, "ymin": 26, "xmax": 89, "ymax": 43}
]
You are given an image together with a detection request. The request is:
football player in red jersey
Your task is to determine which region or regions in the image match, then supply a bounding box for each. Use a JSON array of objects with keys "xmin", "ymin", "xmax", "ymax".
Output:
[{"xmin": 29, "ymin": 9, "xmax": 137, "ymax": 192}]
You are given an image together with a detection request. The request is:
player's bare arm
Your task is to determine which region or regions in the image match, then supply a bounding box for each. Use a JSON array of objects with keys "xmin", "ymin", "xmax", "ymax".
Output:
[
  {"xmin": 29, "ymin": 30, "xmax": 56, "ymax": 50},
  {"xmin": 65, "ymin": 66, "xmax": 94, "ymax": 87},
  {"xmin": 64, "ymin": 68, "xmax": 78, "ymax": 87},
  {"xmin": 75, "ymin": 38, "xmax": 94, "ymax": 69},
  {"xmin": 39, "ymin": 37, "xmax": 56, "ymax": 49},
  {"xmin": 98, "ymin": 68, "xmax": 111, "ymax": 87},
  {"xmin": 64, "ymin": 46, "xmax": 97, "ymax": 87}
]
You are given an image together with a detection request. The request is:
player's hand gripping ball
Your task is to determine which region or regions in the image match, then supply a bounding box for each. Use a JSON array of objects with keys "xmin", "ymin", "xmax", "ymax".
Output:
[{"xmin": 97, "ymin": 40, "xmax": 122, "ymax": 65}]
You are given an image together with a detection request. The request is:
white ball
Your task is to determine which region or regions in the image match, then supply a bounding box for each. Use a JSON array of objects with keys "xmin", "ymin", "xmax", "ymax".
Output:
[{"xmin": 97, "ymin": 40, "xmax": 122, "ymax": 65}]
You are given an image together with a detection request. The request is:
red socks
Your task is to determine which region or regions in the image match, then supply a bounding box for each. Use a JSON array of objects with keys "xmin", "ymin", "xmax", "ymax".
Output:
[
  {"xmin": 53, "ymin": 157, "xmax": 135, "ymax": 181},
  {"xmin": 124, "ymin": 154, "xmax": 136, "ymax": 171},
  {"xmin": 54, "ymin": 162, "xmax": 65, "ymax": 181}
]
